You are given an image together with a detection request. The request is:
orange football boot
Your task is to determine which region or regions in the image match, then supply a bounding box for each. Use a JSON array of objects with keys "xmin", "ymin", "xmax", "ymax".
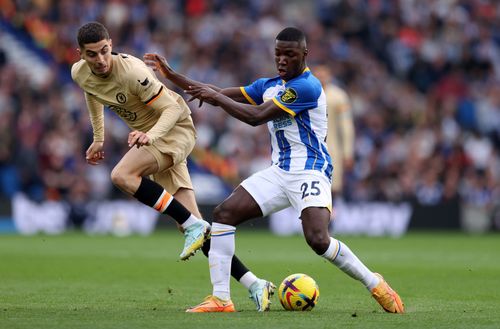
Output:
[
  {"xmin": 371, "ymin": 273, "xmax": 405, "ymax": 313},
  {"xmin": 186, "ymin": 295, "xmax": 236, "ymax": 313}
]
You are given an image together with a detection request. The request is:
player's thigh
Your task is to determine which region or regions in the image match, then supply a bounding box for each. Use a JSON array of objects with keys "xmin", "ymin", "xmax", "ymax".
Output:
[
  {"xmin": 284, "ymin": 170, "xmax": 332, "ymax": 241},
  {"xmin": 142, "ymin": 143, "xmax": 177, "ymax": 174},
  {"xmin": 214, "ymin": 185, "xmax": 264, "ymax": 225},
  {"xmin": 152, "ymin": 159, "xmax": 192, "ymax": 193},
  {"xmin": 114, "ymin": 146, "xmax": 160, "ymax": 177},
  {"xmin": 239, "ymin": 166, "xmax": 290, "ymax": 217},
  {"xmin": 285, "ymin": 170, "xmax": 332, "ymax": 216}
]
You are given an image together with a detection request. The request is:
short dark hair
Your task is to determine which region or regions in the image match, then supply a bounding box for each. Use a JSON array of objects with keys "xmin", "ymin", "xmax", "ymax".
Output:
[
  {"xmin": 77, "ymin": 22, "xmax": 109, "ymax": 48},
  {"xmin": 276, "ymin": 27, "xmax": 306, "ymax": 44}
]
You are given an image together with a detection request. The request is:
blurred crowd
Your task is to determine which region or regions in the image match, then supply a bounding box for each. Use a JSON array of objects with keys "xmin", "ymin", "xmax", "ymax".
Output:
[{"xmin": 0, "ymin": 0, "xmax": 499, "ymax": 222}]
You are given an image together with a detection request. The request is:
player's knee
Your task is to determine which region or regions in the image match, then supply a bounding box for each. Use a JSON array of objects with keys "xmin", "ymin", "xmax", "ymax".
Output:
[
  {"xmin": 304, "ymin": 232, "xmax": 330, "ymax": 255},
  {"xmin": 213, "ymin": 203, "xmax": 233, "ymax": 225},
  {"xmin": 110, "ymin": 167, "xmax": 122, "ymax": 187},
  {"xmin": 110, "ymin": 167, "xmax": 128, "ymax": 189}
]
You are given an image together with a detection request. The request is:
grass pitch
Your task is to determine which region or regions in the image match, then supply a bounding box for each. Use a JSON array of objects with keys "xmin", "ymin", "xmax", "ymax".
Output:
[{"xmin": 1, "ymin": 230, "xmax": 499, "ymax": 329}]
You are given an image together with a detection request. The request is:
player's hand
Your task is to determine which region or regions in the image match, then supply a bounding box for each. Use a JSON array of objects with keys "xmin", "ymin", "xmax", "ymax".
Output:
[
  {"xmin": 143, "ymin": 53, "xmax": 171, "ymax": 77},
  {"xmin": 85, "ymin": 141, "xmax": 105, "ymax": 165},
  {"xmin": 187, "ymin": 84, "xmax": 218, "ymax": 107},
  {"xmin": 128, "ymin": 131, "xmax": 150, "ymax": 148},
  {"xmin": 186, "ymin": 85, "xmax": 219, "ymax": 106}
]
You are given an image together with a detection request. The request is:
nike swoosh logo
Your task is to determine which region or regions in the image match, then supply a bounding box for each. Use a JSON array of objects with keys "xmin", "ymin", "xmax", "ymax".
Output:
[{"xmin": 138, "ymin": 77, "xmax": 149, "ymax": 86}]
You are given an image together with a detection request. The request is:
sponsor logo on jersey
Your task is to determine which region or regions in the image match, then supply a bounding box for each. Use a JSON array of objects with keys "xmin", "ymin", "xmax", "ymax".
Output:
[
  {"xmin": 109, "ymin": 105, "xmax": 137, "ymax": 121},
  {"xmin": 273, "ymin": 115, "xmax": 293, "ymax": 129},
  {"xmin": 116, "ymin": 92, "xmax": 127, "ymax": 104},
  {"xmin": 280, "ymin": 88, "xmax": 298, "ymax": 104}
]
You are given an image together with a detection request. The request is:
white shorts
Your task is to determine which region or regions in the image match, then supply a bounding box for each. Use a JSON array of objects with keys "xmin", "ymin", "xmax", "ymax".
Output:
[{"xmin": 241, "ymin": 165, "xmax": 332, "ymax": 217}]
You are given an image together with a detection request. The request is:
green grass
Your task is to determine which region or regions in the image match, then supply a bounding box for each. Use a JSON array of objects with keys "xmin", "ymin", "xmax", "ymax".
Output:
[{"xmin": 1, "ymin": 231, "xmax": 499, "ymax": 329}]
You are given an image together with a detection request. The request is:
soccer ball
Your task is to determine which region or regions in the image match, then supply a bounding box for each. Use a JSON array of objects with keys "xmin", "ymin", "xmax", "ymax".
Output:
[{"xmin": 278, "ymin": 273, "xmax": 320, "ymax": 311}]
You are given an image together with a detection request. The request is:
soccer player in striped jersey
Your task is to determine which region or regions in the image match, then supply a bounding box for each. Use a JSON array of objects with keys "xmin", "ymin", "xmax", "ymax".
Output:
[
  {"xmin": 72, "ymin": 22, "xmax": 273, "ymax": 310},
  {"xmin": 269, "ymin": 63, "xmax": 355, "ymax": 235},
  {"xmin": 145, "ymin": 27, "xmax": 404, "ymax": 314}
]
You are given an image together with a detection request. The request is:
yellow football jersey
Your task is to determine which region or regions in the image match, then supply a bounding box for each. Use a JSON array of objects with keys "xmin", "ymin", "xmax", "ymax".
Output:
[{"xmin": 71, "ymin": 52, "xmax": 195, "ymax": 147}]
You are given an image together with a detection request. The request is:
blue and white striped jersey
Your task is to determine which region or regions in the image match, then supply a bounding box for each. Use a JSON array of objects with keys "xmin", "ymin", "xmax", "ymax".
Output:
[{"xmin": 240, "ymin": 68, "xmax": 333, "ymax": 180}]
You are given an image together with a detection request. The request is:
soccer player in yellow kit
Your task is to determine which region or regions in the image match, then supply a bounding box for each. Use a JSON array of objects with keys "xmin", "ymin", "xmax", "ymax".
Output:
[{"xmin": 72, "ymin": 22, "xmax": 274, "ymax": 311}]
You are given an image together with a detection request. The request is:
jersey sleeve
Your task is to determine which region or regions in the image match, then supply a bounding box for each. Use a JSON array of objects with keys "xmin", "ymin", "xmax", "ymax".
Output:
[
  {"xmin": 127, "ymin": 59, "xmax": 166, "ymax": 105},
  {"xmin": 126, "ymin": 58, "xmax": 192, "ymax": 144},
  {"xmin": 84, "ymin": 93, "xmax": 105, "ymax": 142},
  {"xmin": 272, "ymin": 78, "xmax": 321, "ymax": 117},
  {"xmin": 240, "ymin": 78, "xmax": 267, "ymax": 105}
]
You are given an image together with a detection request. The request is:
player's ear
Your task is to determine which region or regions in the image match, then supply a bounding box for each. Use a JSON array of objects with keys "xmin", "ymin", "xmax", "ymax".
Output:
[
  {"xmin": 109, "ymin": 39, "xmax": 113, "ymax": 49},
  {"xmin": 303, "ymin": 48, "xmax": 308, "ymax": 57},
  {"xmin": 76, "ymin": 47, "xmax": 82, "ymax": 58}
]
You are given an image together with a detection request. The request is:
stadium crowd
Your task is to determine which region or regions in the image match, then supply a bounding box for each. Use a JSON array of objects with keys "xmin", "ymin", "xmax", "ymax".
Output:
[{"xmin": 0, "ymin": 0, "xmax": 499, "ymax": 227}]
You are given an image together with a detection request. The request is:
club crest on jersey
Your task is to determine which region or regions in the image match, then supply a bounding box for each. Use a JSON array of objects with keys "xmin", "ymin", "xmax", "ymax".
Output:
[
  {"xmin": 116, "ymin": 92, "xmax": 127, "ymax": 104},
  {"xmin": 280, "ymin": 88, "xmax": 298, "ymax": 104}
]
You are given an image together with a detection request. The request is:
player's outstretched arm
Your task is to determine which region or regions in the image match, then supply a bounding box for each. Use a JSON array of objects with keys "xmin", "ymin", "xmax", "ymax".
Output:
[
  {"xmin": 144, "ymin": 53, "xmax": 219, "ymax": 91},
  {"xmin": 144, "ymin": 53, "xmax": 247, "ymax": 103},
  {"xmin": 186, "ymin": 85, "xmax": 283, "ymax": 126}
]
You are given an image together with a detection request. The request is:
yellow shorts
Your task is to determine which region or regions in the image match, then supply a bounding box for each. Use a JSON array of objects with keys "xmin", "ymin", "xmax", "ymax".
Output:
[
  {"xmin": 143, "ymin": 116, "xmax": 196, "ymax": 194},
  {"xmin": 149, "ymin": 158, "xmax": 192, "ymax": 195}
]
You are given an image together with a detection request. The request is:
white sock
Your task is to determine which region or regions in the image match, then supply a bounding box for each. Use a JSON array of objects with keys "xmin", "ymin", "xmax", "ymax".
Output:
[
  {"xmin": 239, "ymin": 272, "xmax": 258, "ymax": 290},
  {"xmin": 180, "ymin": 214, "xmax": 201, "ymax": 230},
  {"xmin": 321, "ymin": 237, "xmax": 379, "ymax": 290},
  {"xmin": 209, "ymin": 222, "xmax": 236, "ymax": 300}
]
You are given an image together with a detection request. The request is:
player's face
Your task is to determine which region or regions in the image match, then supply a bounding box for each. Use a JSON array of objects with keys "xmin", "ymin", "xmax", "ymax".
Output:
[
  {"xmin": 79, "ymin": 39, "xmax": 113, "ymax": 77},
  {"xmin": 274, "ymin": 40, "xmax": 307, "ymax": 81}
]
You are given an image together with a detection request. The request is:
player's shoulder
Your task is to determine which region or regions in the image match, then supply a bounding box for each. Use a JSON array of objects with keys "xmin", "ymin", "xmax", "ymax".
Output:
[
  {"xmin": 288, "ymin": 69, "xmax": 322, "ymax": 95},
  {"xmin": 304, "ymin": 69, "xmax": 323, "ymax": 87},
  {"xmin": 71, "ymin": 59, "xmax": 91, "ymax": 84},
  {"xmin": 253, "ymin": 76, "xmax": 281, "ymax": 88},
  {"xmin": 113, "ymin": 52, "xmax": 158, "ymax": 84},
  {"xmin": 113, "ymin": 52, "xmax": 146, "ymax": 73}
]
